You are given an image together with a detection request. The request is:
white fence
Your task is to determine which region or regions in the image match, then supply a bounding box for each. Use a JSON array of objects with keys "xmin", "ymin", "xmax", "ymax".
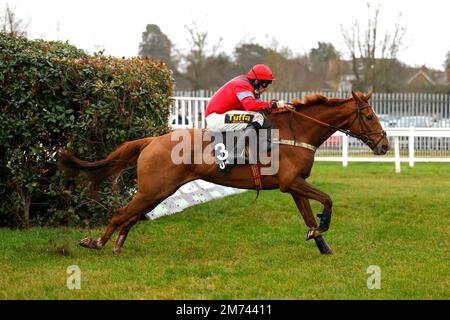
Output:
[
  {"xmin": 316, "ymin": 129, "xmax": 450, "ymax": 173},
  {"xmin": 170, "ymin": 97, "xmax": 210, "ymax": 129},
  {"xmin": 169, "ymin": 96, "xmax": 450, "ymax": 173}
]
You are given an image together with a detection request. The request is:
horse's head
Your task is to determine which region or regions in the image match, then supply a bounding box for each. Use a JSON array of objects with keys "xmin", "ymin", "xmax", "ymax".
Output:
[{"xmin": 346, "ymin": 91, "xmax": 389, "ymax": 155}]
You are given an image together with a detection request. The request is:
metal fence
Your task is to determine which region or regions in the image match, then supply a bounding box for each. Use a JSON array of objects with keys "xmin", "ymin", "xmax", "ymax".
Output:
[{"xmin": 172, "ymin": 91, "xmax": 450, "ymax": 128}]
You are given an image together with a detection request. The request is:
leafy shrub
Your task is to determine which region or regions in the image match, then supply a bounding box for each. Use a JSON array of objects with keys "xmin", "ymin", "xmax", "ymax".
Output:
[{"xmin": 0, "ymin": 34, "xmax": 173, "ymax": 228}]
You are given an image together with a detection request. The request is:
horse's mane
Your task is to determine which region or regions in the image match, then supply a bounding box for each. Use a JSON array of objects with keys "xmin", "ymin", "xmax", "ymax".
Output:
[
  {"xmin": 294, "ymin": 93, "xmax": 355, "ymax": 107},
  {"xmin": 272, "ymin": 92, "xmax": 367, "ymax": 114}
]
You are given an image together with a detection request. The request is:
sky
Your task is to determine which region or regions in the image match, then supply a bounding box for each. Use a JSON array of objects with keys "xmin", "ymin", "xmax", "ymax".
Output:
[{"xmin": 1, "ymin": 0, "xmax": 450, "ymax": 70}]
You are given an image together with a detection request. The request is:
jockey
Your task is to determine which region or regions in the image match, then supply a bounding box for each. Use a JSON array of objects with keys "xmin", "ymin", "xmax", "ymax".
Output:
[{"xmin": 205, "ymin": 64, "xmax": 286, "ymax": 167}]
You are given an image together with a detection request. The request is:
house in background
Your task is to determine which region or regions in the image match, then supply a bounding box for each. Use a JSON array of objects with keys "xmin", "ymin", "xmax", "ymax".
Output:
[
  {"xmin": 337, "ymin": 60, "xmax": 450, "ymax": 92},
  {"xmin": 407, "ymin": 67, "xmax": 435, "ymax": 87},
  {"xmin": 407, "ymin": 65, "xmax": 447, "ymax": 86},
  {"xmin": 406, "ymin": 65, "xmax": 450, "ymax": 92}
]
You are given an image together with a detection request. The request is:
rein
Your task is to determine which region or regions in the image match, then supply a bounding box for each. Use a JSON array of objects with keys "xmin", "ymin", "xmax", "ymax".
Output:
[{"xmin": 283, "ymin": 102, "xmax": 387, "ymax": 149}]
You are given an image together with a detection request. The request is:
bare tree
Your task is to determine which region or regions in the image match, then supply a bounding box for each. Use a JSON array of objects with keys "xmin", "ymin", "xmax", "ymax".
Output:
[
  {"xmin": 341, "ymin": 2, "xmax": 406, "ymax": 91},
  {"xmin": 1, "ymin": 3, "xmax": 30, "ymax": 36},
  {"xmin": 182, "ymin": 23, "xmax": 227, "ymax": 90}
]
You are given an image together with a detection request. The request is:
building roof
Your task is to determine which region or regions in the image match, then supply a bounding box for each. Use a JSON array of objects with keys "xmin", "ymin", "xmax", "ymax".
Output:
[
  {"xmin": 407, "ymin": 65, "xmax": 448, "ymax": 85},
  {"xmin": 407, "ymin": 69, "xmax": 435, "ymax": 85}
]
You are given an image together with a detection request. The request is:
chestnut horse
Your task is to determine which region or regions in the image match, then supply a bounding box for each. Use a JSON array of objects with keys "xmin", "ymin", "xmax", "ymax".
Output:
[{"xmin": 58, "ymin": 91, "xmax": 388, "ymax": 255}]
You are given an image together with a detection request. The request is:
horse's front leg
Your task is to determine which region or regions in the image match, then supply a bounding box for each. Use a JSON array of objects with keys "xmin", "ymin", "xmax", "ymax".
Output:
[
  {"xmin": 291, "ymin": 194, "xmax": 333, "ymax": 255},
  {"xmin": 287, "ymin": 177, "xmax": 333, "ymax": 233},
  {"xmin": 291, "ymin": 194, "xmax": 320, "ymax": 240}
]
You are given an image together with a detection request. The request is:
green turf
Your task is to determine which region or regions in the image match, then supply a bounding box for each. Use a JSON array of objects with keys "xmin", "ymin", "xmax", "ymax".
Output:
[{"xmin": 1, "ymin": 163, "xmax": 449, "ymax": 299}]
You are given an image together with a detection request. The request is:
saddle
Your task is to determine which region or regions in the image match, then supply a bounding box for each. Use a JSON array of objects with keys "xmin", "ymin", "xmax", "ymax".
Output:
[{"xmin": 208, "ymin": 127, "xmax": 273, "ymax": 174}]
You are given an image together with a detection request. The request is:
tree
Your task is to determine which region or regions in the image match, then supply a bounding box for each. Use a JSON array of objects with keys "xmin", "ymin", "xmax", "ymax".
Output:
[
  {"xmin": 0, "ymin": 3, "xmax": 30, "ymax": 36},
  {"xmin": 233, "ymin": 43, "xmax": 269, "ymax": 74},
  {"xmin": 273, "ymin": 55, "xmax": 315, "ymax": 91},
  {"xmin": 200, "ymin": 54, "xmax": 238, "ymax": 89},
  {"xmin": 182, "ymin": 24, "xmax": 209, "ymax": 90},
  {"xmin": 309, "ymin": 42, "xmax": 341, "ymax": 90},
  {"xmin": 340, "ymin": 2, "xmax": 406, "ymax": 91},
  {"xmin": 138, "ymin": 24, "xmax": 176, "ymax": 70},
  {"xmin": 181, "ymin": 23, "xmax": 236, "ymax": 90},
  {"xmin": 445, "ymin": 51, "xmax": 450, "ymax": 68}
]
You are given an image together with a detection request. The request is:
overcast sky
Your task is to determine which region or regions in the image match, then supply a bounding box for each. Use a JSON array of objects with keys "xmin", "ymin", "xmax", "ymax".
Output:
[{"xmin": 2, "ymin": 0, "xmax": 450, "ymax": 70}]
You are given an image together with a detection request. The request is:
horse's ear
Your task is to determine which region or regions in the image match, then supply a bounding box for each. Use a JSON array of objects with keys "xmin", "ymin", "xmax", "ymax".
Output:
[
  {"xmin": 351, "ymin": 91, "xmax": 363, "ymax": 103},
  {"xmin": 365, "ymin": 89, "xmax": 373, "ymax": 101}
]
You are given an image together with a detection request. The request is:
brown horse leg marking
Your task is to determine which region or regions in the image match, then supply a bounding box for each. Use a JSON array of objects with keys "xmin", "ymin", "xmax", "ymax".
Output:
[
  {"xmin": 287, "ymin": 177, "xmax": 333, "ymax": 233},
  {"xmin": 112, "ymin": 215, "xmax": 141, "ymax": 254},
  {"xmin": 291, "ymin": 195, "xmax": 321, "ymax": 240}
]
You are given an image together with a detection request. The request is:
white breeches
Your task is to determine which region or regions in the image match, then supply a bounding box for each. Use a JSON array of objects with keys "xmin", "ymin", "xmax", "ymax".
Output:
[{"xmin": 205, "ymin": 111, "xmax": 265, "ymax": 132}]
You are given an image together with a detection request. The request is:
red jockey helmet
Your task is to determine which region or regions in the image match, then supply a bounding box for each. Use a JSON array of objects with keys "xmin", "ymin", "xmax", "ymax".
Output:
[{"xmin": 246, "ymin": 64, "xmax": 276, "ymax": 81}]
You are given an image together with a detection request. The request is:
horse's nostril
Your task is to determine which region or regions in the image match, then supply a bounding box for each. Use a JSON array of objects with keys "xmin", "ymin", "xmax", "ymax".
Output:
[{"xmin": 381, "ymin": 144, "xmax": 389, "ymax": 153}]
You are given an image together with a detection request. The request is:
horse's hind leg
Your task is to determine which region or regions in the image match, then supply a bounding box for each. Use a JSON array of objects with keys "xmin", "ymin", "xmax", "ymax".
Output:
[
  {"xmin": 112, "ymin": 215, "xmax": 142, "ymax": 254},
  {"xmin": 79, "ymin": 192, "xmax": 157, "ymax": 250}
]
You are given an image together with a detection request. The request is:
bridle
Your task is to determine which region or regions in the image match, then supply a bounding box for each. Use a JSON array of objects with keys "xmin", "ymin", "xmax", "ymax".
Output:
[{"xmin": 284, "ymin": 100, "xmax": 387, "ymax": 150}]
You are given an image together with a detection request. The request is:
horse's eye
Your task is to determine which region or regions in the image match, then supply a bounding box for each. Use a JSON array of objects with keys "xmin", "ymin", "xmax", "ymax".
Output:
[{"xmin": 367, "ymin": 115, "xmax": 373, "ymax": 121}]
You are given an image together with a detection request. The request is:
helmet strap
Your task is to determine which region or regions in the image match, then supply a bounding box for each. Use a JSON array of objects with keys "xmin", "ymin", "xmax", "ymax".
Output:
[
  {"xmin": 254, "ymin": 87, "xmax": 261, "ymax": 99},
  {"xmin": 249, "ymin": 79, "xmax": 261, "ymax": 99},
  {"xmin": 250, "ymin": 68, "xmax": 263, "ymax": 99}
]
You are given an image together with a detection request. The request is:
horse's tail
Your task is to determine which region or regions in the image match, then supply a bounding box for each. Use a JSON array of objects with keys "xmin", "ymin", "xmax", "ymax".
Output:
[{"xmin": 57, "ymin": 137, "xmax": 154, "ymax": 189}]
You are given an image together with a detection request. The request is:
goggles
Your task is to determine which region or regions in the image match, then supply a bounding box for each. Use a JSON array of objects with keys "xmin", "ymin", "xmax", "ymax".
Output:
[{"xmin": 260, "ymin": 80, "xmax": 272, "ymax": 88}]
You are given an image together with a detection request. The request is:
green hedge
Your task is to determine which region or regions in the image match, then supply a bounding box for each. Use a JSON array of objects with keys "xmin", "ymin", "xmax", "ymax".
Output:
[{"xmin": 0, "ymin": 34, "xmax": 173, "ymax": 228}]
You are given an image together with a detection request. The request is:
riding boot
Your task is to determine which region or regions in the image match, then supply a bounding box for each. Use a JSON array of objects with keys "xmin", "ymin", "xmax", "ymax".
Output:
[{"xmin": 224, "ymin": 122, "xmax": 260, "ymax": 167}]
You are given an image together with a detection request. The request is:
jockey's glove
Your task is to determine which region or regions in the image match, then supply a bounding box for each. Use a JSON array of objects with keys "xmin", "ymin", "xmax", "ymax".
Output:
[
  {"xmin": 276, "ymin": 100, "xmax": 287, "ymax": 108},
  {"xmin": 270, "ymin": 100, "xmax": 287, "ymax": 109}
]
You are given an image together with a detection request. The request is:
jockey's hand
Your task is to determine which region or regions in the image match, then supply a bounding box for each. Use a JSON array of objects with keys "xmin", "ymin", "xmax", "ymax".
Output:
[{"xmin": 276, "ymin": 100, "xmax": 287, "ymax": 109}]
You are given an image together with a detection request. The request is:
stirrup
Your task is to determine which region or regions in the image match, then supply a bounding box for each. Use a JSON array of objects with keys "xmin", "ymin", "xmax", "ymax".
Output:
[{"xmin": 217, "ymin": 162, "xmax": 231, "ymax": 174}]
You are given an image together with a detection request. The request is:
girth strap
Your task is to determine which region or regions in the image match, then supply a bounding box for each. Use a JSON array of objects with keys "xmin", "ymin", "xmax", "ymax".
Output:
[{"xmin": 274, "ymin": 139, "xmax": 317, "ymax": 152}]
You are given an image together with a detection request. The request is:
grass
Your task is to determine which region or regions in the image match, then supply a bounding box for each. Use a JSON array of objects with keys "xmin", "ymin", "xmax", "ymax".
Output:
[{"xmin": 1, "ymin": 163, "xmax": 449, "ymax": 299}]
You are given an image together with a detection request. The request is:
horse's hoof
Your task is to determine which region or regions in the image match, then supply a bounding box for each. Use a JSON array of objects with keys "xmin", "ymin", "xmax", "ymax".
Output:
[
  {"xmin": 320, "ymin": 247, "xmax": 333, "ymax": 255},
  {"xmin": 112, "ymin": 247, "xmax": 122, "ymax": 254},
  {"xmin": 79, "ymin": 237, "xmax": 91, "ymax": 247},
  {"xmin": 314, "ymin": 235, "xmax": 333, "ymax": 255},
  {"xmin": 305, "ymin": 228, "xmax": 321, "ymax": 241},
  {"xmin": 79, "ymin": 237, "xmax": 102, "ymax": 250}
]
